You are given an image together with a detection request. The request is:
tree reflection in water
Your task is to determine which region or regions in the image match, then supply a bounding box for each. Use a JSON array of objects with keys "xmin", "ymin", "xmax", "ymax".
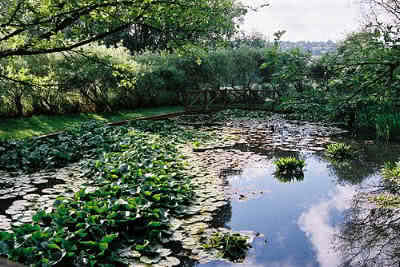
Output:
[{"xmin": 336, "ymin": 187, "xmax": 400, "ymax": 266}]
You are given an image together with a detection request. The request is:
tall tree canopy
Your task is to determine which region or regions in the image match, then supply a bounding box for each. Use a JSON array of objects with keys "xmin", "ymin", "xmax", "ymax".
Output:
[{"xmin": 0, "ymin": 0, "xmax": 247, "ymax": 58}]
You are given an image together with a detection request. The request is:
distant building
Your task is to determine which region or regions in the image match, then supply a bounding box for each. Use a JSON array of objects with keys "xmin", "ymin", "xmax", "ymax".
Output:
[{"xmin": 279, "ymin": 41, "xmax": 337, "ymax": 55}]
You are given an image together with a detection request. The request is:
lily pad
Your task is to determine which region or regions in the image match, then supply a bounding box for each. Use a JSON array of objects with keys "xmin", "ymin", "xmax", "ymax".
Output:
[
  {"xmin": 157, "ymin": 248, "xmax": 172, "ymax": 257},
  {"xmin": 140, "ymin": 255, "xmax": 161, "ymax": 264},
  {"xmin": 162, "ymin": 257, "xmax": 180, "ymax": 266},
  {"xmin": 32, "ymin": 179, "xmax": 48, "ymax": 184},
  {"xmin": 23, "ymin": 194, "xmax": 41, "ymax": 201}
]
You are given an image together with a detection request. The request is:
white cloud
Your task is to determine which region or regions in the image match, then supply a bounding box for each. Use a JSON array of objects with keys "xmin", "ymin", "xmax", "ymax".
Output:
[
  {"xmin": 240, "ymin": 0, "xmax": 363, "ymax": 41},
  {"xmin": 298, "ymin": 185, "xmax": 355, "ymax": 267}
]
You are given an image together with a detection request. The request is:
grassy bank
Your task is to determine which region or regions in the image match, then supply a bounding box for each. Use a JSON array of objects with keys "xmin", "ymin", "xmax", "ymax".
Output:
[{"xmin": 0, "ymin": 106, "xmax": 183, "ymax": 140}]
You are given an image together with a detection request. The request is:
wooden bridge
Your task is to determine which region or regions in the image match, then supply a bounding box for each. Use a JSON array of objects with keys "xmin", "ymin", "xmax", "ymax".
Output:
[{"xmin": 182, "ymin": 88, "xmax": 271, "ymax": 112}]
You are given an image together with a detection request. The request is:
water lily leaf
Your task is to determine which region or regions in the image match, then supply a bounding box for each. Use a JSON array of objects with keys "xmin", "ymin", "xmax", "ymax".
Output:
[
  {"xmin": 140, "ymin": 256, "xmax": 154, "ymax": 264},
  {"xmin": 164, "ymin": 256, "xmax": 180, "ymax": 266},
  {"xmin": 157, "ymin": 248, "xmax": 172, "ymax": 257}
]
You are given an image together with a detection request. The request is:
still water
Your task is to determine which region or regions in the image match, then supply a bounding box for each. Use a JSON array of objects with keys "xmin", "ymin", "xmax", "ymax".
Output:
[{"xmin": 197, "ymin": 141, "xmax": 400, "ymax": 267}]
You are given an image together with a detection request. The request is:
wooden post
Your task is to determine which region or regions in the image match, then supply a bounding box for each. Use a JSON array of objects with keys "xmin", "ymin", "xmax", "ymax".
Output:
[{"xmin": 204, "ymin": 90, "xmax": 209, "ymax": 111}]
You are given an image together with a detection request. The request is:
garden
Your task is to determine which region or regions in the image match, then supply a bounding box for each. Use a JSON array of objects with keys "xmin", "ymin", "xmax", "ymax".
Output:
[{"xmin": 1, "ymin": 0, "xmax": 400, "ymax": 266}]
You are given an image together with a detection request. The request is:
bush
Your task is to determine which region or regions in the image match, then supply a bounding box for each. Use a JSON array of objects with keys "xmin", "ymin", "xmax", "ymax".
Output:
[
  {"xmin": 0, "ymin": 43, "xmax": 318, "ymax": 117},
  {"xmin": 273, "ymin": 157, "xmax": 305, "ymax": 182},
  {"xmin": 325, "ymin": 143, "xmax": 355, "ymax": 161}
]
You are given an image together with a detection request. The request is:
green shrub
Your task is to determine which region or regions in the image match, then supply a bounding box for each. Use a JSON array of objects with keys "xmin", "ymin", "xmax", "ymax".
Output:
[
  {"xmin": 273, "ymin": 157, "xmax": 305, "ymax": 182},
  {"xmin": 0, "ymin": 43, "xmax": 318, "ymax": 117},
  {"xmin": 382, "ymin": 161, "xmax": 400, "ymax": 181},
  {"xmin": 325, "ymin": 143, "xmax": 355, "ymax": 161}
]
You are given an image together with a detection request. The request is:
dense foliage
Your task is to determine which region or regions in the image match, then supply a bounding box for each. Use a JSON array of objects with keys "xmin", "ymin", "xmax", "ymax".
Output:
[
  {"xmin": 273, "ymin": 157, "xmax": 305, "ymax": 182},
  {"xmin": 0, "ymin": 44, "xmax": 312, "ymax": 117},
  {"xmin": 0, "ymin": 119, "xmax": 213, "ymax": 266},
  {"xmin": 0, "ymin": 0, "xmax": 249, "ymax": 116},
  {"xmin": 0, "ymin": 121, "xmax": 122, "ymax": 172},
  {"xmin": 325, "ymin": 143, "xmax": 355, "ymax": 161},
  {"xmin": 0, "ymin": 0, "xmax": 245, "ymax": 58},
  {"xmin": 277, "ymin": 0, "xmax": 400, "ymax": 139}
]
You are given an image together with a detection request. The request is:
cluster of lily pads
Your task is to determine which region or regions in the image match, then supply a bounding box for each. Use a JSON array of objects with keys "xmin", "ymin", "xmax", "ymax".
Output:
[
  {"xmin": 0, "ymin": 170, "xmax": 83, "ymax": 230},
  {"xmin": 0, "ymin": 121, "xmax": 126, "ymax": 173},
  {"xmin": 0, "ymin": 119, "xmax": 219, "ymax": 266}
]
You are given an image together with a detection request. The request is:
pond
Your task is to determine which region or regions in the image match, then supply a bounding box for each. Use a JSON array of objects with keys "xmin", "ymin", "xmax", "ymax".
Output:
[
  {"xmin": 1, "ymin": 113, "xmax": 400, "ymax": 267},
  {"xmin": 195, "ymin": 139, "xmax": 400, "ymax": 267}
]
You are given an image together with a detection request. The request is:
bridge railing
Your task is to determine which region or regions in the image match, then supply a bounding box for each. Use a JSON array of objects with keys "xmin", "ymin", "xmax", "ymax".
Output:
[{"xmin": 183, "ymin": 88, "xmax": 271, "ymax": 112}]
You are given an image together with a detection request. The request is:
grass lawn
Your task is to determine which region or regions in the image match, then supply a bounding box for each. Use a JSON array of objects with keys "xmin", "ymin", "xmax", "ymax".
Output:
[{"xmin": 0, "ymin": 106, "xmax": 183, "ymax": 140}]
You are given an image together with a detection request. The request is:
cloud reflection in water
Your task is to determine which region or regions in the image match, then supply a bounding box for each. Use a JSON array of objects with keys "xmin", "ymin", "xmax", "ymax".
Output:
[{"xmin": 298, "ymin": 185, "xmax": 356, "ymax": 267}]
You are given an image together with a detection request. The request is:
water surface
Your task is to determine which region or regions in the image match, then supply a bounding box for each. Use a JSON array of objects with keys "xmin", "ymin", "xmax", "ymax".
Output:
[{"xmin": 197, "ymin": 141, "xmax": 400, "ymax": 267}]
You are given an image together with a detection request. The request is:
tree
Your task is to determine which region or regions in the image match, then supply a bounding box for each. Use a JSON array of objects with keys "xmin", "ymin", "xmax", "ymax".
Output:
[
  {"xmin": 362, "ymin": 0, "xmax": 400, "ymax": 44},
  {"xmin": 0, "ymin": 0, "xmax": 247, "ymax": 59}
]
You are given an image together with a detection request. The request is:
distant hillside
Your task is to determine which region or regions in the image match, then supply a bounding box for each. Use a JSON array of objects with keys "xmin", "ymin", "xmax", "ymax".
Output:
[{"xmin": 279, "ymin": 40, "xmax": 337, "ymax": 55}]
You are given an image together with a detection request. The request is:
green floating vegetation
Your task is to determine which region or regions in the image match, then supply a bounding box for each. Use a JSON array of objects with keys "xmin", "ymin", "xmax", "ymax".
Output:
[
  {"xmin": 382, "ymin": 161, "xmax": 400, "ymax": 181},
  {"xmin": 368, "ymin": 161, "xmax": 400, "ymax": 208},
  {"xmin": 202, "ymin": 232, "xmax": 251, "ymax": 262},
  {"xmin": 0, "ymin": 119, "xmax": 214, "ymax": 266},
  {"xmin": 0, "ymin": 121, "xmax": 122, "ymax": 173},
  {"xmin": 325, "ymin": 143, "xmax": 355, "ymax": 161},
  {"xmin": 273, "ymin": 157, "xmax": 305, "ymax": 183}
]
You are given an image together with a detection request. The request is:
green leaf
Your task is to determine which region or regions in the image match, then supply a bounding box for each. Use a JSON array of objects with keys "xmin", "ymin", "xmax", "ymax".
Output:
[
  {"xmin": 152, "ymin": 194, "xmax": 161, "ymax": 201},
  {"xmin": 48, "ymin": 243, "xmax": 62, "ymax": 250},
  {"xmin": 148, "ymin": 221, "xmax": 162, "ymax": 228},
  {"xmin": 98, "ymin": 242, "xmax": 108, "ymax": 251}
]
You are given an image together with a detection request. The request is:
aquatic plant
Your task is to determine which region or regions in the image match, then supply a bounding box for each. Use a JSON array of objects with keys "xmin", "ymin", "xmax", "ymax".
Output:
[
  {"xmin": 203, "ymin": 232, "xmax": 250, "ymax": 262},
  {"xmin": 273, "ymin": 157, "xmax": 305, "ymax": 182},
  {"xmin": 376, "ymin": 113, "xmax": 400, "ymax": 141},
  {"xmin": 325, "ymin": 143, "xmax": 355, "ymax": 161},
  {"xmin": 382, "ymin": 161, "xmax": 400, "ymax": 180},
  {"xmin": 0, "ymin": 121, "xmax": 121, "ymax": 173},
  {"xmin": 0, "ymin": 119, "xmax": 216, "ymax": 266}
]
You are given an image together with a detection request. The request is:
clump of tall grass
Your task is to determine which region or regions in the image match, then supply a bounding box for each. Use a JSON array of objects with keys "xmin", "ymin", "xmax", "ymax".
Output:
[{"xmin": 375, "ymin": 113, "xmax": 400, "ymax": 141}]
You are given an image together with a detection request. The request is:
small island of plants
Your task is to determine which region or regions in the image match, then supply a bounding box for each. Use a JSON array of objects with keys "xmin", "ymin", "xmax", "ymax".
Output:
[{"xmin": 273, "ymin": 157, "xmax": 305, "ymax": 183}]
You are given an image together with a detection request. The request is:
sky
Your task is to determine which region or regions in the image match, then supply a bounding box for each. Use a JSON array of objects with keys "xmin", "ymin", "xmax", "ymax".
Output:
[{"xmin": 241, "ymin": 0, "xmax": 364, "ymax": 42}]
